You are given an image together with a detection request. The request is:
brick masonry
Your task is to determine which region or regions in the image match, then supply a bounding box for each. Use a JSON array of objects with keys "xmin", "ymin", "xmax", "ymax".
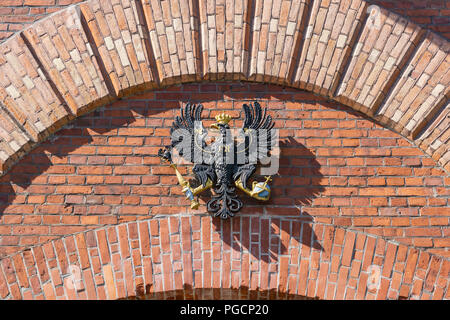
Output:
[
  {"xmin": 0, "ymin": 83, "xmax": 448, "ymax": 300},
  {"xmin": 0, "ymin": 214, "xmax": 448, "ymax": 300},
  {"xmin": 367, "ymin": 0, "xmax": 450, "ymax": 39},
  {"xmin": 1, "ymin": 1, "xmax": 449, "ymax": 43},
  {"xmin": 0, "ymin": 0, "xmax": 448, "ymax": 300},
  {"xmin": 0, "ymin": 0, "xmax": 446, "ymax": 175}
]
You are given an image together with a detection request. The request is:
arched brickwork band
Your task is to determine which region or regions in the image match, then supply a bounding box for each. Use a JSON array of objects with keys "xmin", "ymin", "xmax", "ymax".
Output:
[
  {"xmin": 0, "ymin": 215, "xmax": 448, "ymax": 300},
  {"xmin": 0, "ymin": 0, "xmax": 448, "ymax": 301},
  {"xmin": 0, "ymin": 0, "xmax": 447, "ymax": 176}
]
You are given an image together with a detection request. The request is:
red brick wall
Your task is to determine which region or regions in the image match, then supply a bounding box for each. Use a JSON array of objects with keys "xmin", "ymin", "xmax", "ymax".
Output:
[
  {"xmin": 3, "ymin": 215, "xmax": 448, "ymax": 300},
  {"xmin": 0, "ymin": 0, "xmax": 448, "ymax": 43},
  {"xmin": 368, "ymin": 0, "xmax": 450, "ymax": 39},
  {"xmin": 0, "ymin": 0, "xmax": 448, "ymax": 301},
  {"xmin": 0, "ymin": 83, "xmax": 448, "ymax": 260},
  {"xmin": 0, "ymin": 0, "xmax": 84, "ymax": 42}
]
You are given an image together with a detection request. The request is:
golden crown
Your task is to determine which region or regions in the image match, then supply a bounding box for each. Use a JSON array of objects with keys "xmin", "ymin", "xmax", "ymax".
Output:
[{"xmin": 214, "ymin": 112, "xmax": 232, "ymax": 125}]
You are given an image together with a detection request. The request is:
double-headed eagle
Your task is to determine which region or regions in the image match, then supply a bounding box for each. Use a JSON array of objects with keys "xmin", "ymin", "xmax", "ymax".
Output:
[{"xmin": 158, "ymin": 101, "xmax": 276, "ymax": 219}]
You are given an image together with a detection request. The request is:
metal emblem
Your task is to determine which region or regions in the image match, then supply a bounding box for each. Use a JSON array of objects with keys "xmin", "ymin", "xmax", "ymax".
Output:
[{"xmin": 158, "ymin": 101, "xmax": 276, "ymax": 219}]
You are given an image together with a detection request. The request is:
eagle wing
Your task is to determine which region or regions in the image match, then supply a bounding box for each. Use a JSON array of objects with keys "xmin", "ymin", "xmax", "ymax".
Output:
[
  {"xmin": 234, "ymin": 101, "xmax": 276, "ymax": 189},
  {"xmin": 169, "ymin": 102, "xmax": 212, "ymax": 165},
  {"xmin": 241, "ymin": 101, "xmax": 276, "ymax": 161},
  {"xmin": 242, "ymin": 101, "xmax": 275, "ymax": 131}
]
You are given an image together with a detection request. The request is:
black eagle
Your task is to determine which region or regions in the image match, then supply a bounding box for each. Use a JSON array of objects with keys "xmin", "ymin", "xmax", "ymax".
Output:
[{"xmin": 158, "ymin": 101, "xmax": 275, "ymax": 219}]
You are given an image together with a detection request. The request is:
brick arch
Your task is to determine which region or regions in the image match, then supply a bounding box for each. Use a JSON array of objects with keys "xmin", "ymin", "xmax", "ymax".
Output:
[
  {"xmin": 0, "ymin": 0, "xmax": 447, "ymax": 177},
  {"xmin": 0, "ymin": 214, "xmax": 448, "ymax": 300}
]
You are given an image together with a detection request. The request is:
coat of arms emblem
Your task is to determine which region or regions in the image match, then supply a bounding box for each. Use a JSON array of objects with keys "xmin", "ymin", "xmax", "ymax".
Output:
[{"xmin": 158, "ymin": 101, "xmax": 278, "ymax": 219}]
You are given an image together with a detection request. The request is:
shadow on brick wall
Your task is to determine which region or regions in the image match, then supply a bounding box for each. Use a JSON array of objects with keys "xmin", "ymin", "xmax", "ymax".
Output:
[
  {"xmin": 129, "ymin": 283, "xmax": 319, "ymax": 299},
  {"xmin": 0, "ymin": 84, "xmax": 330, "ymax": 256},
  {"xmin": 209, "ymin": 136, "xmax": 325, "ymax": 264},
  {"xmin": 0, "ymin": 104, "xmax": 144, "ymax": 217},
  {"xmin": 211, "ymin": 213, "xmax": 324, "ymax": 265}
]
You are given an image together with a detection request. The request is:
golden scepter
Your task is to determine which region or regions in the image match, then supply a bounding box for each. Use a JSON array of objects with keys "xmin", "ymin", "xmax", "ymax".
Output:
[{"xmin": 158, "ymin": 147, "xmax": 200, "ymax": 209}]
